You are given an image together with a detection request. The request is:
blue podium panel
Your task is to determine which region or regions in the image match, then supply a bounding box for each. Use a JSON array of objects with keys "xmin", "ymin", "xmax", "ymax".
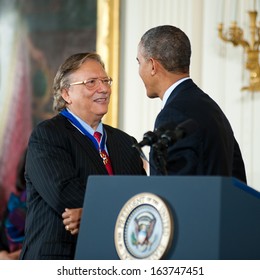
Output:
[{"xmin": 75, "ymin": 176, "xmax": 260, "ymax": 260}]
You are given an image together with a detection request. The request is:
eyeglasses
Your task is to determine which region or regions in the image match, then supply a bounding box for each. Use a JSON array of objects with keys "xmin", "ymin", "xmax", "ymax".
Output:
[{"xmin": 68, "ymin": 77, "xmax": 113, "ymax": 90}]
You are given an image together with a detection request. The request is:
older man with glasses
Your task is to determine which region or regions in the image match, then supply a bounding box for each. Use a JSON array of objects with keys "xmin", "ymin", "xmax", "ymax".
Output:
[{"xmin": 20, "ymin": 52, "xmax": 146, "ymax": 260}]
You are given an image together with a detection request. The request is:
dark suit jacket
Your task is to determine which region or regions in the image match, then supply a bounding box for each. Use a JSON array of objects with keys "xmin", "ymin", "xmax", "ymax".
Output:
[
  {"xmin": 20, "ymin": 114, "xmax": 146, "ymax": 260},
  {"xmin": 150, "ymin": 79, "xmax": 247, "ymax": 183}
]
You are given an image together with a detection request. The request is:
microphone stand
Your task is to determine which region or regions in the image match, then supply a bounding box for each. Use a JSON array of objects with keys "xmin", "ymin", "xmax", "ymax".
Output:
[
  {"xmin": 152, "ymin": 142, "xmax": 168, "ymax": 175},
  {"xmin": 132, "ymin": 143, "xmax": 149, "ymax": 162}
]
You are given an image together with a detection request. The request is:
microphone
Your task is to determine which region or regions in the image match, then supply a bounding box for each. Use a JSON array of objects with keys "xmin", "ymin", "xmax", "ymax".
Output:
[
  {"xmin": 134, "ymin": 129, "xmax": 162, "ymax": 148},
  {"xmin": 154, "ymin": 119, "xmax": 198, "ymax": 149},
  {"xmin": 132, "ymin": 123, "xmax": 177, "ymax": 162},
  {"xmin": 133, "ymin": 122, "xmax": 177, "ymax": 149},
  {"xmin": 132, "ymin": 129, "xmax": 163, "ymax": 161}
]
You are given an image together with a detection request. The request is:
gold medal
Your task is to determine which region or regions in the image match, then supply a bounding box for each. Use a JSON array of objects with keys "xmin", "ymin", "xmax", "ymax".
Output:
[{"xmin": 99, "ymin": 151, "xmax": 108, "ymax": 165}]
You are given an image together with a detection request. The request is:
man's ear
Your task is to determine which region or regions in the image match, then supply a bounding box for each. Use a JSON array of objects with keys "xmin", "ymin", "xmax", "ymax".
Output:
[
  {"xmin": 150, "ymin": 58, "xmax": 157, "ymax": 76},
  {"xmin": 61, "ymin": 88, "xmax": 72, "ymax": 104}
]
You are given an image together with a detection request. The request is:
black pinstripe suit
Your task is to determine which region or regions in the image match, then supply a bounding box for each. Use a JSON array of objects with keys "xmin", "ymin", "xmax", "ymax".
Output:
[{"xmin": 20, "ymin": 114, "xmax": 146, "ymax": 259}]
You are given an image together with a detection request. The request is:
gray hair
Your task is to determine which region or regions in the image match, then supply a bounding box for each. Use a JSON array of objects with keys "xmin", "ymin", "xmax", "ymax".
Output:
[
  {"xmin": 139, "ymin": 25, "xmax": 191, "ymax": 74},
  {"xmin": 53, "ymin": 52, "xmax": 105, "ymax": 112}
]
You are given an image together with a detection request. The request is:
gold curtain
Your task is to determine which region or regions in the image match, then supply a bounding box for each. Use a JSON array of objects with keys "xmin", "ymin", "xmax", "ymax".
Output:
[{"xmin": 97, "ymin": 0, "xmax": 120, "ymax": 127}]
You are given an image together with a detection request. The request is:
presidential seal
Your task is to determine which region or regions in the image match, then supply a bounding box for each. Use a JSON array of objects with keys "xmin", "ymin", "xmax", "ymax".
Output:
[{"xmin": 114, "ymin": 192, "xmax": 173, "ymax": 260}]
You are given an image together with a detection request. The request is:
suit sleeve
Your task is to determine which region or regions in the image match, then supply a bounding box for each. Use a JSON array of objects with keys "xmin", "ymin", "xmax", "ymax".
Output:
[
  {"xmin": 232, "ymin": 139, "xmax": 247, "ymax": 183},
  {"xmin": 151, "ymin": 112, "xmax": 201, "ymax": 175},
  {"xmin": 26, "ymin": 122, "xmax": 86, "ymax": 215}
]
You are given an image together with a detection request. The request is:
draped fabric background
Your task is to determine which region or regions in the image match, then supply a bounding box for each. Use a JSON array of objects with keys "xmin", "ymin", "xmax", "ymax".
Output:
[
  {"xmin": 0, "ymin": 0, "xmax": 97, "ymax": 218},
  {"xmin": 0, "ymin": 3, "xmax": 32, "ymax": 218}
]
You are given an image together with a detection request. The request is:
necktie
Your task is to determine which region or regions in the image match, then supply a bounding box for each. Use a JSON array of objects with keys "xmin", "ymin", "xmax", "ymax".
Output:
[{"xmin": 93, "ymin": 131, "xmax": 114, "ymax": 175}]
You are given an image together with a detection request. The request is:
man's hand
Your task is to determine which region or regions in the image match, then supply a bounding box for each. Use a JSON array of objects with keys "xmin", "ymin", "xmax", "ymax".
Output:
[{"xmin": 62, "ymin": 208, "xmax": 82, "ymax": 235}]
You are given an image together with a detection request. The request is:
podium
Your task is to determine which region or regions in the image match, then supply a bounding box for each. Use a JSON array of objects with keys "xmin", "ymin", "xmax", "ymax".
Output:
[{"xmin": 75, "ymin": 176, "xmax": 260, "ymax": 260}]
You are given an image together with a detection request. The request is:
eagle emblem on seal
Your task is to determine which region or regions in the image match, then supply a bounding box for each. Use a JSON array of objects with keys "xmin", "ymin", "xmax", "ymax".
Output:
[{"xmin": 131, "ymin": 212, "xmax": 157, "ymax": 252}]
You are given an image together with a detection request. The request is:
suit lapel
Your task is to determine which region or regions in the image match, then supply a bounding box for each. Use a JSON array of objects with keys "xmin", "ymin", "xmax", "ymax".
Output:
[
  {"xmin": 105, "ymin": 127, "xmax": 122, "ymax": 173},
  {"xmin": 64, "ymin": 118, "xmax": 108, "ymax": 174}
]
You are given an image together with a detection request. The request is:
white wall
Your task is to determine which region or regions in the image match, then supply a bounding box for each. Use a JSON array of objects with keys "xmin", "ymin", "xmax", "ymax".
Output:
[
  {"xmin": 201, "ymin": 0, "xmax": 260, "ymax": 191},
  {"xmin": 119, "ymin": 0, "xmax": 260, "ymax": 191}
]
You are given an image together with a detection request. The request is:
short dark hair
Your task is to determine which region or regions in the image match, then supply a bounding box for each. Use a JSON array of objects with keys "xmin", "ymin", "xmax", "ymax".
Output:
[{"xmin": 140, "ymin": 25, "xmax": 191, "ymax": 74}]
